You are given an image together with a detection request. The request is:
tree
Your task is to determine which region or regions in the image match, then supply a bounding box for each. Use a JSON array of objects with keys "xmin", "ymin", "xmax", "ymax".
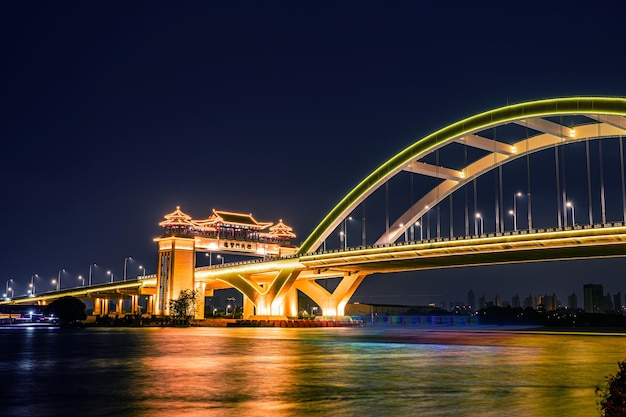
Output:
[
  {"xmin": 169, "ymin": 289, "xmax": 198, "ymax": 326},
  {"xmin": 597, "ymin": 359, "xmax": 626, "ymax": 416},
  {"xmin": 44, "ymin": 296, "xmax": 87, "ymax": 326}
]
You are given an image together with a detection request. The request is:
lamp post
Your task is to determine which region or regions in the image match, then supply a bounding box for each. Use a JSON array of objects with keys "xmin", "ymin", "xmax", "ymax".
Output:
[
  {"xmin": 475, "ymin": 213, "xmax": 484, "ymax": 235},
  {"xmin": 124, "ymin": 256, "xmax": 132, "ymax": 281},
  {"xmin": 206, "ymin": 252, "xmax": 212, "ymax": 266},
  {"xmin": 566, "ymin": 201, "xmax": 575, "ymax": 226},
  {"xmin": 107, "ymin": 270, "xmax": 114, "ymax": 283},
  {"xmin": 57, "ymin": 269, "xmax": 64, "ymax": 291},
  {"xmin": 78, "ymin": 275, "xmax": 84, "ymax": 286},
  {"xmin": 217, "ymin": 255, "xmax": 225, "ymax": 265},
  {"xmin": 5, "ymin": 279, "xmax": 13, "ymax": 299},
  {"xmin": 89, "ymin": 263, "xmax": 96, "ymax": 286},
  {"xmin": 226, "ymin": 297, "xmax": 236, "ymax": 317},
  {"xmin": 509, "ymin": 210, "xmax": 516, "ymax": 232},
  {"xmin": 513, "ymin": 192, "xmax": 522, "ymax": 232},
  {"xmin": 416, "ymin": 220, "xmax": 423, "ymax": 241},
  {"xmin": 139, "ymin": 265, "xmax": 146, "ymax": 277},
  {"xmin": 30, "ymin": 274, "xmax": 38, "ymax": 296},
  {"xmin": 343, "ymin": 216, "xmax": 353, "ymax": 249}
]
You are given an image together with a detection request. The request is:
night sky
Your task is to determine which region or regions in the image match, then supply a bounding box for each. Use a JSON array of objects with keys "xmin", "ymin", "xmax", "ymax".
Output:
[{"xmin": 2, "ymin": 1, "xmax": 626, "ymax": 307}]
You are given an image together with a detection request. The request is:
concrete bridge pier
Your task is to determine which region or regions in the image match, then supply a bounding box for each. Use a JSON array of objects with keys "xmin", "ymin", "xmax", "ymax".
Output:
[{"xmin": 296, "ymin": 273, "xmax": 368, "ymax": 317}]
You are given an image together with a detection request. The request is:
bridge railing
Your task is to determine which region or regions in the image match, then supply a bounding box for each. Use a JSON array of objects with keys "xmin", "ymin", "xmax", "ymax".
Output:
[{"xmin": 193, "ymin": 221, "xmax": 626, "ymax": 270}]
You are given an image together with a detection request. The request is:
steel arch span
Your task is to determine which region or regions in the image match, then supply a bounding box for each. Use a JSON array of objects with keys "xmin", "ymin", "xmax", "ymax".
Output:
[{"xmin": 297, "ymin": 96, "xmax": 626, "ymax": 255}]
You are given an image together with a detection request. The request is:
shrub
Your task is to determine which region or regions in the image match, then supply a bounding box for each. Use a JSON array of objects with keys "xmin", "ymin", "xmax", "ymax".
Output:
[{"xmin": 597, "ymin": 360, "xmax": 626, "ymax": 416}]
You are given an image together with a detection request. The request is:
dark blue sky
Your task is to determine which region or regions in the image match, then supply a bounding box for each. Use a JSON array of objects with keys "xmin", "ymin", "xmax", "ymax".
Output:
[{"xmin": 2, "ymin": 1, "xmax": 626, "ymax": 306}]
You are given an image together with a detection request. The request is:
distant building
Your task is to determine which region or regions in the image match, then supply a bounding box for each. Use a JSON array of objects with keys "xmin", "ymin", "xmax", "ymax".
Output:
[
  {"xmin": 478, "ymin": 294, "xmax": 486, "ymax": 310},
  {"xmin": 468, "ymin": 289, "xmax": 475, "ymax": 312},
  {"xmin": 523, "ymin": 294, "xmax": 534, "ymax": 309},
  {"xmin": 605, "ymin": 292, "xmax": 614, "ymax": 313},
  {"xmin": 543, "ymin": 293, "xmax": 558, "ymax": 312},
  {"xmin": 493, "ymin": 294, "xmax": 501, "ymax": 307},
  {"xmin": 345, "ymin": 303, "xmax": 445, "ymax": 316},
  {"xmin": 584, "ymin": 284, "xmax": 604, "ymax": 313},
  {"xmin": 614, "ymin": 292, "xmax": 622, "ymax": 313},
  {"xmin": 567, "ymin": 292, "xmax": 578, "ymax": 310},
  {"xmin": 511, "ymin": 294, "xmax": 521, "ymax": 309}
]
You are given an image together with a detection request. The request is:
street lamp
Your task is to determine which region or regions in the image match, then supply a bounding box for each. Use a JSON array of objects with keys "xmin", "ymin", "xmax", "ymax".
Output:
[
  {"xmin": 5, "ymin": 279, "xmax": 13, "ymax": 299},
  {"xmin": 124, "ymin": 256, "xmax": 132, "ymax": 281},
  {"xmin": 341, "ymin": 216, "xmax": 353, "ymax": 250},
  {"xmin": 217, "ymin": 255, "xmax": 225, "ymax": 265},
  {"xmin": 475, "ymin": 213, "xmax": 484, "ymax": 235},
  {"xmin": 89, "ymin": 263, "xmax": 96, "ymax": 286},
  {"xmin": 509, "ymin": 210, "xmax": 516, "ymax": 232},
  {"xmin": 107, "ymin": 270, "xmax": 114, "ymax": 283},
  {"xmin": 416, "ymin": 220, "xmax": 423, "ymax": 241},
  {"xmin": 57, "ymin": 269, "xmax": 65, "ymax": 291},
  {"xmin": 30, "ymin": 274, "xmax": 38, "ymax": 296},
  {"xmin": 566, "ymin": 201, "xmax": 575, "ymax": 226},
  {"xmin": 513, "ymin": 192, "xmax": 522, "ymax": 232},
  {"xmin": 227, "ymin": 296, "xmax": 236, "ymax": 317},
  {"xmin": 78, "ymin": 275, "xmax": 84, "ymax": 286},
  {"xmin": 139, "ymin": 265, "xmax": 146, "ymax": 277},
  {"xmin": 206, "ymin": 252, "xmax": 212, "ymax": 266}
]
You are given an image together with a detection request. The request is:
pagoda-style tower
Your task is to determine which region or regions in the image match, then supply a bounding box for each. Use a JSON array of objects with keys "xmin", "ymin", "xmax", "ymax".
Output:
[
  {"xmin": 154, "ymin": 206, "xmax": 297, "ymax": 319},
  {"xmin": 154, "ymin": 206, "xmax": 197, "ymax": 317}
]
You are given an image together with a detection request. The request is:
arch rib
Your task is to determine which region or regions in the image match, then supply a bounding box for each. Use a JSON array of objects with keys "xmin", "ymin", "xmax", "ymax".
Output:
[{"xmin": 298, "ymin": 97, "xmax": 626, "ymax": 254}]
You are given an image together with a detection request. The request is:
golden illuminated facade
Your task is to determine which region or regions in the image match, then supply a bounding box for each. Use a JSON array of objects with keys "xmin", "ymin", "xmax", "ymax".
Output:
[{"xmin": 154, "ymin": 206, "xmax": 297, "ymax": 317}]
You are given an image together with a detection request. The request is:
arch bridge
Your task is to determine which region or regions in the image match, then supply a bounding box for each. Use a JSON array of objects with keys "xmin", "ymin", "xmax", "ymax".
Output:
[
  {"xmin": 162, "ymin": 96, "xmax": 626, "ymax": 319},
  {"xmin": 4, "ymin": 97, "xmax": 626, "ymax": 319}
]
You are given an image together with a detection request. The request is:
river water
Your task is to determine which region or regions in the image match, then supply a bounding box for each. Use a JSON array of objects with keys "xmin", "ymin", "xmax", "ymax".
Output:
[{"xmin": 1, "ymin": 325, "xmax": 625, "ymax": 417}]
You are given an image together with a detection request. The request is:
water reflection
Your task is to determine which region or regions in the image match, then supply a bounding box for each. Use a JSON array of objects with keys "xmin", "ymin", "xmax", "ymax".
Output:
[{"xmin": 1, "ymin": 326, "xmax": 625, "ymax": 416}]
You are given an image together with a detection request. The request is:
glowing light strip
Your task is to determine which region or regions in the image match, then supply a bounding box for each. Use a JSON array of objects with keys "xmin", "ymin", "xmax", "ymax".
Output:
[{"xmin": 297, "ymin": 97, "xmax": 626, "ymax": 254}]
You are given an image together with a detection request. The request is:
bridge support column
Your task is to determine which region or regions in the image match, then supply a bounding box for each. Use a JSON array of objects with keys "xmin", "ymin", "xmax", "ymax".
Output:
[
  {"xmin": 102, "ymin": 299, "xmax": 109, "ymax": 315},
  {"xmin": 131, "ymin": 295, "xmax": 139, "ymax": 314},
  {"xmin": 243, "ymin": 296, "xmax": 255, "ymax": 319},
  {"xmin": 116, "ymin": 299, "xmax": 123, "ymax": 314},
  {"xmin": 296, "ymin": 273, "xmax": 368, "ymax": 317},
  {"xmin": 283, "ymin": 287, "xmax": 298, "ymax": 318},
  {"xmin": 154, "ymin": 236, "xmax": 196, "ymax": 316},
  {"xmin": 93, "ymin": 297, "xmax": 102, "ymax": 315},
  {"xmin": 146, "ymin": 295, "xmax": 154, "ymax": 315}
]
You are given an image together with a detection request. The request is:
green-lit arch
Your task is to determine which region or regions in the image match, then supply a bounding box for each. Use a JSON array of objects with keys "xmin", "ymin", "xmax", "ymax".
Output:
[{"xmin": 297, "ymin": 96, "xmax": 626, "ymax": 255}]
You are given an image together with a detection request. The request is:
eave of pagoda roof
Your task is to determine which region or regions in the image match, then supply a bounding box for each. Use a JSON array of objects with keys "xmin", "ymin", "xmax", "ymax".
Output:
[
  {"xmin": 209, "ymin": 209, "xmax": 273, "ymax": 229},
  {"xmin": 268, "ymin": 219, "xmax": 296, "ymax": 237},
  {"xmin": 158, "ymin": 206, "xmax": 194, "ymax": 227}
]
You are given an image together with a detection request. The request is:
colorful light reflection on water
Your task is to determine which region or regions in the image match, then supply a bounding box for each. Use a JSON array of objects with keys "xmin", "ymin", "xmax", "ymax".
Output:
[{"xmin": 1, "ymin": 326, "xmax": 625, "ymax": 416}]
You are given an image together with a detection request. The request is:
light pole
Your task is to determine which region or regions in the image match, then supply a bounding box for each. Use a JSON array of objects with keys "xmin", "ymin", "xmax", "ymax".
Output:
[
  {"xmin": 107, "ymin": 270, "xmax": 114, "ymax": 283},
  {"xmin": 513, "ymin": 192, "xmax": 522, "ymax": 231},
  {"xmin": 89, "ymin": 263, "xmax": 96, "ymax": 286},
  {"xmin": 5, "ymin": 279, "xmax": 13, "ymax": 299},
  {"xmin": 30, "ymin": 274, "xmax": 38, "ymax": 296},
  {"xmin": 206, "ymin": 252, "xmax": 212, "ymax": 266},
  {"xmin": 139, "ymin": 265, "xmax": 146, "ymax": 277},
  {"xmin": 415, "ymin": 221, "xmax": 423, "ymax": 241},
  {"xmin": 226, "ymin": 296, "xmax": 236, "ymax": 317},
  {"xmin": 217, "ymin": 255, "xmax": 225, "ymax": 265},
  {"xmin": 566, "ymin": 201, "xmax": 575, "ymax": 226},
  {"xmin": 124, "ymin": 256, "xmax": 132, "ymax": 281},
  {"xmin": 475, "ymin": 213, "xmax": 484, "ymax": 235},
  {"xmin": 509, "ymin": 210, "xmax": 516, "ymax": 232},
  {"xmin": 78, "ymin": 275, "xmax": 84, "ymax": 286},
  {"xmin": 343, "ymin": 216, "xmax": 353, "ymax": 249},
  {"xmin": 57, "ymin": 269, "xmax": 64, "ymax": 291}
]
